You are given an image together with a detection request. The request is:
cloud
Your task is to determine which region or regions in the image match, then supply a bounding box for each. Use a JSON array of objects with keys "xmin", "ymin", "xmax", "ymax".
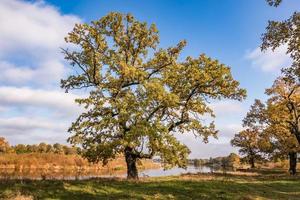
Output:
[
  {"xmin": 0, "ymin": 0, "xmax": 80, "ymax": 55},
  {"xmin": 0, "ymin": 0, "xmax": 81, "ymax": 86},
  {"xmin": 0, "ymin": 86, "xmax": 83, "ymax": 115},
  {"xmin": 175, "ymin": 123, "xmax": 242, "ymax": 158},
  {"xmin": 0, "ymin": 117, "xmax": 66, "ymax": 132},
  {"xmin": 0, "ymin": 61, "xmax": 35, "ymax": 85},
  {"xmin": 0, "ymin": 0, "xmax": 83, "ymax": 145},
  {"xmin": 210, "ymin": 100, "xmax": 244, "ymax": 116},
  {"xmin": 217, "ymin": 123, "xmax": 242, "ymax": 138},
  {"xmin": 245, "ymin": 45, "xmax": 292, "ymax": 73}
]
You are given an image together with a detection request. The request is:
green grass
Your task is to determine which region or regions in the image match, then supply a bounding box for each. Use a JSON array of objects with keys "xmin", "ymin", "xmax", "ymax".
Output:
[{"xmin": 1, "ymin": 171, "xmax": 300, "ymax": 200}]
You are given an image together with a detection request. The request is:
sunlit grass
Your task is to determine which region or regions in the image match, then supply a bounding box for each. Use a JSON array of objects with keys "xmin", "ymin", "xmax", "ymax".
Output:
[{"xmin": 1, "ymin": 170, "xmax": 300, "ymax": 200}]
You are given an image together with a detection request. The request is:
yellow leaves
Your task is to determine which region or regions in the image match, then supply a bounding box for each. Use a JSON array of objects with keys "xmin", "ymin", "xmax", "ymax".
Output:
[
  {"xmin": 119, "ymin": 61, "xmax": 146, "ymax": 81},
  {"xmin": 62, "ymin": 12, "xmax": 246, "ymax": 168}
]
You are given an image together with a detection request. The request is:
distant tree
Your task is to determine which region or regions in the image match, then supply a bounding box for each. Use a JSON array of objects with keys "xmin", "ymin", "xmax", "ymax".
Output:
[
  {"xmin": 14, "ymin": 144, "xmax": 28, "ymax": 154},
  {"xmin": 26, "ymin": 144, "xmax": 38, "ymax": 153},
  {"xmin": 63, "ymin": 145, "xmax": 77, "ymax": 155},
  {"xmin": 227, "ymin": 153, "xmax": 240, "ymax": 168},
  {"xmin": 38, "ymin": 143, "xmax": 48, "ymax": 153},
  {"xmin": 61, "ymin": 12, "xmax": 246, "ymax": 179},
  {"xmin": 46, "ymin": 144, "xmax": 53, "ymax": 153},
  {"xmin": 0, "ymin": 137, "xmax": 11, "ymax": 153},
  {"xmin": 53, "ymin": 143, "xmax": 64, "ymax": 154},
  {"xmin": 231, "ymin": 129, "xmax": 263, "ymax": 168}
]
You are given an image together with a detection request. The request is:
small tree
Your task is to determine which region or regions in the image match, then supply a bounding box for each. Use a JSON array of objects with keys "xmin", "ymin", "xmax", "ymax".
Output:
[
  {"xmin": 38, "ymin": 143, "xmax": 48, "ymax": 153},
  {"xmin": 62, "ymin": 12, "xmax": 246, "ymax": 179},
  {"xmin": 0, "ymin": 137, "xmax": 11, "ymax": 153},
  {"xmin": 53, "ymin": 143, "xmax": 64, "ymax": 154},
  {"xmin": 231, "ymin": 129, "xmax": 262, "ymax": 168},
  {"xmin": 227, "ymin": 153, "xmax": 240, "ymax": 168},
  {"xmin": 14, "ymin": 144, "xmax": 28, "ymax": 154}
]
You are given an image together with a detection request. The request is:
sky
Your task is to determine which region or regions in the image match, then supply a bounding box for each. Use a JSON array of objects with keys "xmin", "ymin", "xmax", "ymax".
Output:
[{"xmin": 0, "ymin": 0, "xmax": 299, "ymax": 158}]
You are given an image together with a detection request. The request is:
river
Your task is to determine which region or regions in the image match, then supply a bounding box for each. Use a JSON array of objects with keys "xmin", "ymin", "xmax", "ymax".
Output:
[{"xmin": 0, "ymin": 165, "xmax": 222, "ymax": 180}]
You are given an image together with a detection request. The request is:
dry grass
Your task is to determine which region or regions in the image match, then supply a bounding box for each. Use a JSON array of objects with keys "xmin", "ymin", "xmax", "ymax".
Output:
[{"xmin": 0, "ymin": 153, "xmax": 158, "ymax": 170}]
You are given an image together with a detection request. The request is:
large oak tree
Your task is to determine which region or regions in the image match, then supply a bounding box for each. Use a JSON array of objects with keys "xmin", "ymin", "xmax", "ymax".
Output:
[{"xmin": 61, "ymin": 12, "xmax": 246, "ymax": 179}]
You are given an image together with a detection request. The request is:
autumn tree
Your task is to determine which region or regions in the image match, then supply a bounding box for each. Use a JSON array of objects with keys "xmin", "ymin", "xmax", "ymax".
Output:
[
  {"xmin": 61, "ymin": 12, "xmax": 246, "ymax": 179},
  {"xmin": 227, "ymin": 153, "xmax": 240, "ymax": 168},
  {"xmin": 231, "ymin": 99, "xmax": 270, "ymax": 168},
  {"xmin": 265, "ymin": 76, "xmax": 300, "ymax": 174},
  {"xmin": 261, "ymin": 0, "xmax": 300, "ymax": 175},
  {"xmin": 238, "ymin": 77, "xmax": 300, "ymax": 174},
  {"xmin": 14, "ymin": 144, "xmax": 28, "ymax": 154},
  {"xmin": 0, "ymin": 137, "xmax": 11, "ymax": 153},
  {"xmin": 263, "ymin": 0, "xmax": 300, "ymax": 78},
  {"xmin": 231, "ymin": 129, "xmax": 263, "ymax": 168},
  {"xmin": 53, "ymin": 143, "xmax": 64, "ymax": 154}
]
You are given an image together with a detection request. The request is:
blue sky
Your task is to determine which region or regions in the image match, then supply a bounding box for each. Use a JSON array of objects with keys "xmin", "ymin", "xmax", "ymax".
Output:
[{"xmin": 0, "ymin": 0, "xmax": 298, "ymax": 158}]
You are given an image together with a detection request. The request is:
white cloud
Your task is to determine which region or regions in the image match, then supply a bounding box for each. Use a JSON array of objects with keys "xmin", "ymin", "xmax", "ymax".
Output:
[
  {"xmin": 217, "ymin": 123, "xmax": 242, "ymax": 138},
  {"xmin": 0, "ymin": 86, "xmax": 84, "ymax": 144},
  {"xmin": 245, "ymin": 45, "xmax": 292, "ymax": 73},
  {"xmin": 0, "ymin": 61, "xmax": 35, "ymax": 85},
  {"xmin": 0, "ymin": 0, "xmax": 83, "ymax": 145},
  {"xmin": 0, "ymin": 117, "xmax": 66, "ymax": 132},
  {"xmin": 0, "ymin": 0, "xmax": 80, "ymax": 55},
  {"xmin": 0, "ymin": 0, "xmax": 81, "ymax": 86},
  {"xmin": 0, "ymin": 86, "xmax": 83, "ymax": 115},
  {"xmin": 175, "ymin": 123, "xmax": 242, "ymax": 158},
  {"xmin": 210, "ymin": 100, "xmax": 244, "ymax": 116}
]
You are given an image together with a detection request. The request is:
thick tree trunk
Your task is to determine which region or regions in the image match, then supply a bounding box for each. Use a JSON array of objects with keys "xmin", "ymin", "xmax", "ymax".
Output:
[
  {"xmin": 249, "ymin": 157, "xmax": 255, "ymax": 168},
  {"xmin": 289, "ymin": 152, "xmax": 297, "ymax": 175},
  {"xmin": 125, "ymin": 147, "xmax": 138, "ymax": 179}
]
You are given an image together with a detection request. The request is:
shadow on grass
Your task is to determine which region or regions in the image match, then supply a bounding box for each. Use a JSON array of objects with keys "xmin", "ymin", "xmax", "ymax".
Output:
[{"xmin": 1, "ymin": 174, "xmax": 300, "ymax": 200}]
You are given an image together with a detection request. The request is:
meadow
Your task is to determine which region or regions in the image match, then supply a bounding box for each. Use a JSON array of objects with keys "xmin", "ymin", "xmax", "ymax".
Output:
[{"xmin": 1, "ymin": 169, "xmax": 300, "ymax": 200}]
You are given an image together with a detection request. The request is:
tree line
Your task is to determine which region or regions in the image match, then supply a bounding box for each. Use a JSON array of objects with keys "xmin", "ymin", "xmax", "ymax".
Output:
[
  {"xmin": 0, "ymin": 137, "xmax": 80, "ymax": 155},
  {"xmin": 191, "ymin": 153, "xmax": 241, "ymax": 169}
]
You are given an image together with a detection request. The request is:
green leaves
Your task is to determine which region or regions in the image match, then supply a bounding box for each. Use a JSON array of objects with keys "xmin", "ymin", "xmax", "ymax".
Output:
[{"xmin": 62, "ymin": 12, "xmax": 246, "ymax": 169}]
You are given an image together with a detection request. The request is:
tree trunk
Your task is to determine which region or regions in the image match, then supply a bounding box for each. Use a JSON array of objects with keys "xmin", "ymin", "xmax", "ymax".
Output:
[
  {"xmin": 125, "ymin": 147, "xmax": 138, "ymax": 179},
  {"xmin": 289, "ymin": 152, "xmax": 297, "ymax": 175},
  {"xmin": 249, "ymin": 156, "xmax": 255, "ymax": 168}
]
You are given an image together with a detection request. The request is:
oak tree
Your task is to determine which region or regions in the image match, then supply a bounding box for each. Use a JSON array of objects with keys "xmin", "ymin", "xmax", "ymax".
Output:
[
  {"xmin": 238, "ymin": 77, "xmax": 300, "ymax": 174},
  {"xmin": 265, "ymin": 76, "xmax": 300, "ymax": 174},
  {"xmin": 231, "ymin": 129, "xmax": 263, "ymax": 168},
  {"xmin": 61, "ymin": 12, "xmax": 246, "ymax": 179},
  {"xmin": 263, "ymin": 0, "xmax": 300, "ymax": 78}
]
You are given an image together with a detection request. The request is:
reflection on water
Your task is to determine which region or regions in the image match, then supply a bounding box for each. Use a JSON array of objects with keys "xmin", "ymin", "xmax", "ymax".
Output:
[
  {"xmin": 140, "ymin": 165, "xmax": 212, "ymax": 177},
  {"xmin": 0, "ymin": 167, "xmax": 126, "ymax": 180},
  {"xmin": 0, "ymin": 165, "xmax": 228, "ymax": 180}
]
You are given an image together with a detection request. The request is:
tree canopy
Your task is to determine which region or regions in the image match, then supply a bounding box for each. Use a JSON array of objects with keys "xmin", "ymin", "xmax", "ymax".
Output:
[{"xmin": 61, "ymin": 12, "xmax": 246, "ymax": 179}]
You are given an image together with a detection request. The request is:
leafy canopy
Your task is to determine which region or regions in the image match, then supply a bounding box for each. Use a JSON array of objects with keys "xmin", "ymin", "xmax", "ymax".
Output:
[{"xmin": 61, "ymin": 12, "xmax": 246, "ymax": 168}]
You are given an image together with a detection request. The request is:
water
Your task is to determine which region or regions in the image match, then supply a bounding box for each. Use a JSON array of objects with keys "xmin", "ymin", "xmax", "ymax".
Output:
[
  {"xmin": 140, "ymin": 165, "xmax": 213, "ymax": 177},
  {"xmin": 0, "ymin": 165, "xmax": 218, "ymax": 180}
]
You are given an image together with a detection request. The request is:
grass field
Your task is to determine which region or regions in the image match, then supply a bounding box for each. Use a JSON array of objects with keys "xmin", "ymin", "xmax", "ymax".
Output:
[{"xmin": 1, "ymin": 170, "xmax": 300, "ymax": 200}]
